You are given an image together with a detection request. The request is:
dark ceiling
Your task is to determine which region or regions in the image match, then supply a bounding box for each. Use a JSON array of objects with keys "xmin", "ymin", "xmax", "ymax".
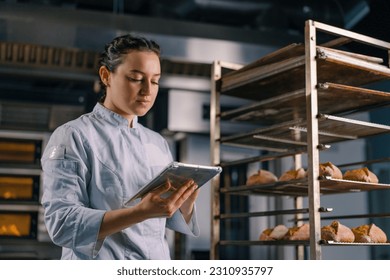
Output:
[
  {"xmin": 4, "ymin": 0, "xmax": 389, "ymax": 40},
  {"xmin": 1, "ymin": 0, "xmax": 390, "ymax": 131}
]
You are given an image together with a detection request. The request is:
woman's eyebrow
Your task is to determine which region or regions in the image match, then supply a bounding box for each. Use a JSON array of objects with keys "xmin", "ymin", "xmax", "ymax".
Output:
[{"xmin": 128, "ymin": 69, "xmax": 161, "ymax": 77}]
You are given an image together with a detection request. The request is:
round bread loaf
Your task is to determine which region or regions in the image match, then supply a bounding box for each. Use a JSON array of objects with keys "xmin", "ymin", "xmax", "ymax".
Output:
[
  {"xmin": 343, "ymin": 167, "xmax": 378, "ymax": 183},
  {"xmin": 352, "ymin": 223, "xmax": 387, "ymax": 243},
  {"xmin": 319, "ymin": 162, "xmax": 343, "ymax": 179},
  {"xmin": 279, "ymin": 168, "xmax": 306, "ymax": 181},
  {"xmin": 246, "ymin": 169, "xmax": 278, "ymax": 186},
  {"xmin": 284, "ymin": 223, "xmax": 310, "ymax": 241},
  {"xmin": 321, "ymin": 220, "xmax": 355, "ymax": 242},
  {"xmin": 259, "ymin": 224, "xmax": 289, "ymax": 241}
]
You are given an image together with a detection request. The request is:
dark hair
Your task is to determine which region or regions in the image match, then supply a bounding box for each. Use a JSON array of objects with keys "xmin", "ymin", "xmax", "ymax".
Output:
[{"xmin": 98, "ymin": 34, "xmax": 161, "ymax": 102}]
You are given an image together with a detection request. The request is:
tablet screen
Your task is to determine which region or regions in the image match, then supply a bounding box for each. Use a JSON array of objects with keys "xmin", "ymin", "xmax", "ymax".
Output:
[{"xmin": 125, "ymin": 162, "xmax": 222, "ymax": 205}]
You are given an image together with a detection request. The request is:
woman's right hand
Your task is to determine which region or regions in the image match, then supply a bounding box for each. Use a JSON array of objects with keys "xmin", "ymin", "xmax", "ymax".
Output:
[{"xmin": 137, "ymin": 179, "xmax": 198, "ymax": 219}]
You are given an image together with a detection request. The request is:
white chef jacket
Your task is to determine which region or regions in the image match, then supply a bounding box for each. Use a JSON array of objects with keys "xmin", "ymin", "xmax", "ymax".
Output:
[{"xmin": 41, "ymin": 103, "xmax": 199, "ymax": 259}]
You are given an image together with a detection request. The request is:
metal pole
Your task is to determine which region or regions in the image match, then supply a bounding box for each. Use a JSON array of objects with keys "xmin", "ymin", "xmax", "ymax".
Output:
[{"xmin": 305, "ymin": 20, "xmax": 322, "ymax": 260}]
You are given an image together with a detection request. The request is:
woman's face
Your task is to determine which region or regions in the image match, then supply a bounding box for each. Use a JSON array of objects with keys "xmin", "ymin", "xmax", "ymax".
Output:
[{"xmin": 102, "ymin": 50, "xmax": 161, "ymax": 125}]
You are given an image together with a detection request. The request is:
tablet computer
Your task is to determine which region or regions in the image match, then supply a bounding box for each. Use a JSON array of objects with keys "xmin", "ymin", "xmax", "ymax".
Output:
[{"xmin": 125, "ymin": 161, "xmax": 222, "ymax": 205}]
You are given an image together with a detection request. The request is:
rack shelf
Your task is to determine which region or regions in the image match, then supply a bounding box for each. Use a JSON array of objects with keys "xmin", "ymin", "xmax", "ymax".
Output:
[
  {"xmin": 221, "ymin": 82, "xmax": 390, "ymax": 124},
  {"xmin": 320, "ymin": 241, "xmax": 390, "ymax": 246},
  {"xmin": 219, "ymin": 208, "xmax": 311, "ymax": 219},
  {"xmin": 220, "ymin": 240, "xmax": 309, "ymax": 246},
  {"xmin": 220, "ymin": 240, "xmax": 390, "ymax": 247},
  {"xmin": 220, "ymin": 178, "xmax": 390, "ymax": 197},
  {"xmin": 221, "ymin": 46, "xmax": 390, "ymax": 100},
  {"xmin": 220, "ymin": 114, "xmax": 390, "ymax": 152}
]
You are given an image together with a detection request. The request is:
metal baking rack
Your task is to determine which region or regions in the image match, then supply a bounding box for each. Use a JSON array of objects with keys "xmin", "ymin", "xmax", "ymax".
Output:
[{"xmin": 210, "ymin": 20, "xmax": 390, "ymax": 260}]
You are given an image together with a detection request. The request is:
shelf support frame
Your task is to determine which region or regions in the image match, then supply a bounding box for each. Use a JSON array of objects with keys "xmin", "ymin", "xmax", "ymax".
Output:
[
  {"xmin": 210, "ymin": 60, "xmax": 222, "ymax": 260},
  {"xmin": 305, "ymin": 20, "xmax": 322, "ymax": 260}
]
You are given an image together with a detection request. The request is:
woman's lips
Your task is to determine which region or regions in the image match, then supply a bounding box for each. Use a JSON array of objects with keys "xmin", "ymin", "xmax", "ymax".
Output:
[
  {"xmin": 136, "ymin": 97, "xmax": 150, "ymax": 102},
  {"xmin": 136, "ymin": 98, "xmax": 150, "ymax": 105}
]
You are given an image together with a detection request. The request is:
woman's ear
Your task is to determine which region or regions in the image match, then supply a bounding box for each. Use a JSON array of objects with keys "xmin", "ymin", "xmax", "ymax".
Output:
[{"xmin": 99, "ymin": 66, "xmax": 110, "ymax": 86}]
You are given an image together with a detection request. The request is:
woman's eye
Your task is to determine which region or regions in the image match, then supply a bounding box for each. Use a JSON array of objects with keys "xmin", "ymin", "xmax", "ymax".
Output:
[
  {"xmin": 127, "ymin": 77, "xmax": 159, "ymax": 85},
  {"xmin": 128, "ymin": 77, "xmax": 142, "ymax": 82}
]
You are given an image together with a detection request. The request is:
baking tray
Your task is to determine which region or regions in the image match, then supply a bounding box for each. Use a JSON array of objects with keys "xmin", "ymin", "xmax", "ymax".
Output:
[
  {"xmin": 220, "ymin": 46, "xmax": 390, "ymax": 100},
  {"xmin": 220, "ymin": 83, "xmax": 390, "ymax": 125},
  {"xmin": 219, "ymin": 240, "xmax": 390, "ymax": 246},
  {"xmin": 219, "ymin": 240, "xmax": 309, "ymax": 246},
  {"xmin": 219, "ymin": 114, "xmax": 390, "ymax": 151},
  {"xmin": 220, "ymin": 178, "xmax": 390, "ymax": 197},
  {"xmin": 320, "ymin": 240, "xmax": 390, "ymax": 246}
]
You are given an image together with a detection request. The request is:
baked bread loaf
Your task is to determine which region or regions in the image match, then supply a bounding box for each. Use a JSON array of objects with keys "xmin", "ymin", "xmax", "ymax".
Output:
[
  {"xmin": 321, "ymin": 220, "xmax": 355, "ymax": 242},
  {"xmin": 343, "ymin": 167, "xmax": 379, "ymax": 183},
  {"xmin": 352, "ymin": 223, "xmax": 387, "ymax": 243},
  {"xmin": 284, "ymin": 223, "xmax": 310, "ymax": 241},
  {"xmin": 279, "ymin": 168, "xmax": 306, "ymax": 181},
  {"xmin": 319, "ymin": 162, "xmax": 343, "ymax": 179},
  {"xmin": 259, "ymin": 224, "xmax": 289, "ymax": 241},
  {"xmin": 246, "ymin": 169, "xmax": 278, "ymax": 186}
]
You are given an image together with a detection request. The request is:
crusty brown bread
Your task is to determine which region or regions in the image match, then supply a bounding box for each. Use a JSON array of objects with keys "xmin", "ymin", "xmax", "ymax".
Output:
[
  {"xmin": 321, "ymin": 220, "xmax": 355, "ymax": 242},
  {"xmin": 284, "ymin": 223, "xmax": 310, "ymax": 241},
  {"xmin": 279, "ymin": 168, "xmax": 306, "ymax": 181},
  {"xmin": 319, "ymin": 162, "xmax": 343, "ymax": 179},
  {"xmin": 343, "ymin": 167, "xmax": 379, "ymax": 183},
  {"xmin": 259, "ymin": 224, "xmax": 289, "ymax": 241},
  {"xmin": 246, "ymin": 169, "xmax": 278, "ymax": 186},
  {"xmin": 352, "ymin": 223, "xmax": 387, "ymax": 243}
]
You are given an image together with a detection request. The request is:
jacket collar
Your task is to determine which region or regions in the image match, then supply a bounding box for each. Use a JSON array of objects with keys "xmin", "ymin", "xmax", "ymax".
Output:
[{"xmin": 93, "ymin": 103, "xmax": 138, "ymax": 128}]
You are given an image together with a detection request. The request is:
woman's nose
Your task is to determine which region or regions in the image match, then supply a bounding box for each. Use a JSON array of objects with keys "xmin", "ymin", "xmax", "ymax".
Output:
[{"xmin": 141, "ymin": 81, "xmax": 152, "ymax": 95}]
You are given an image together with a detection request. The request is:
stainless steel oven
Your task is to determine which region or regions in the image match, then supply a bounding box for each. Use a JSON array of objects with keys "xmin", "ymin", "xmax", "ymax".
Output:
[
  {"xmin": 0, "ymin": 174, "xmax": 40, "ymax": 202},
  {"xmin": 0, "ymin": 130, "xmax": 60, "ymax": 259},
  {"xmin": 0, "ymin": 210, "xmax": 38, "ymax": 239}
]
